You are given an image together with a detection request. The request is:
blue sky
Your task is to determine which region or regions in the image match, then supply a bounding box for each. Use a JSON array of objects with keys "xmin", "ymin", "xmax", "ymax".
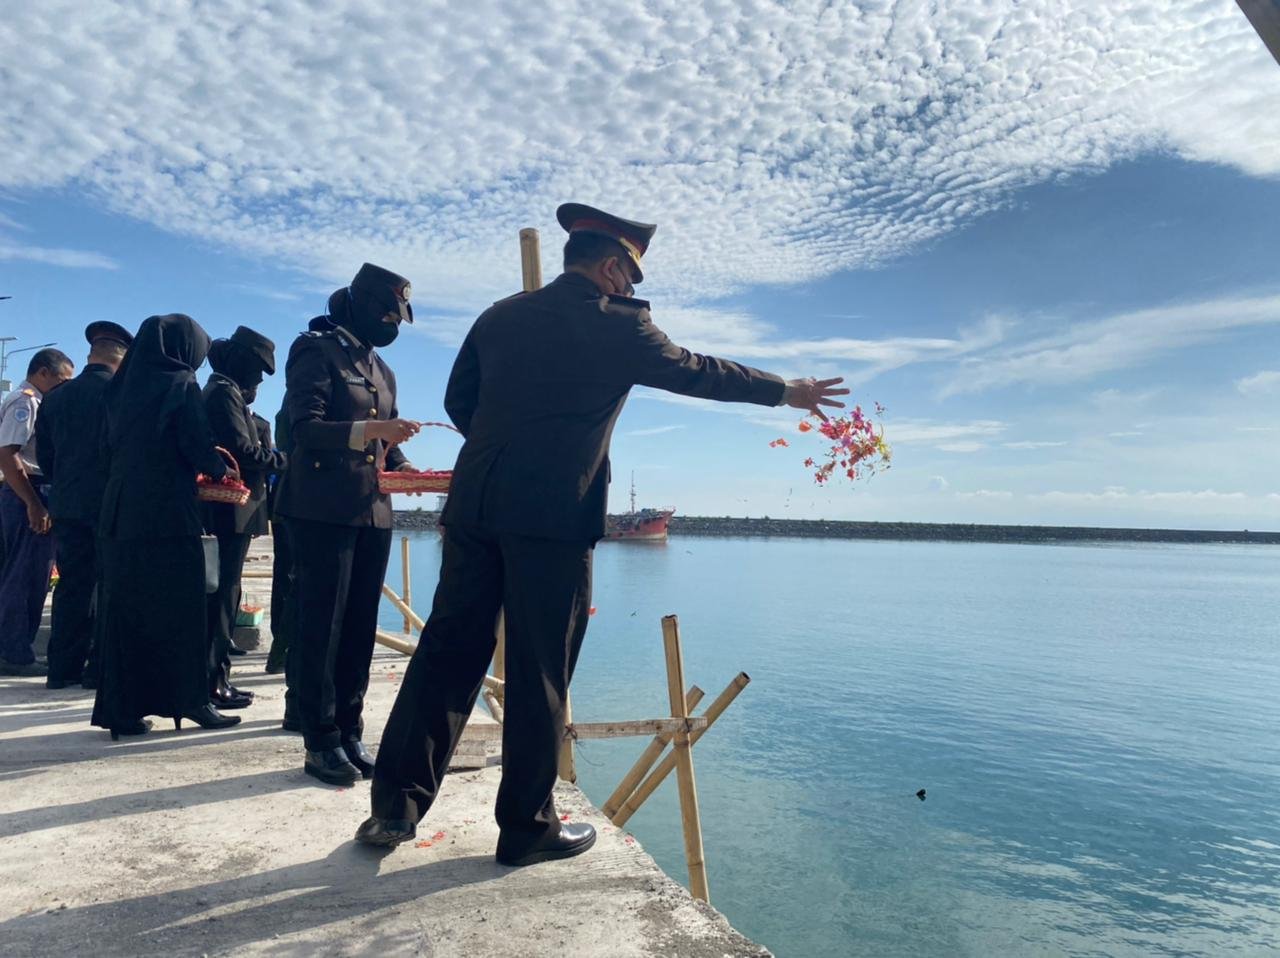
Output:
[{"xmin": 2, "ymin": 1, "xmax": 1279, "ymax": 528}]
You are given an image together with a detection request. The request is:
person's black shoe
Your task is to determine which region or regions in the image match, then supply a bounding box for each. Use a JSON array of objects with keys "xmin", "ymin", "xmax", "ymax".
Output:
[
  {"xmin": 496, "ymin": 823, "xmax": 597, "ymax": 867},
  {"xmin": 210, "ymin": 684, "xmax": 253, "ymax": 710},
  {"xmin": 176, "ymin": 704, "xmax": 241, "ymax": 731},
  {"xmin": 228, "ymin": 643, "xmax": 248, "ymax": 656},
  {"xmin": 45, "ymin": 675, "xmax": 82, "ymax": 690},
  {"xmin": 355, "ymin": 816, "xmax": 417, "ymax": 847},
  {"xmin": 342, "ymin": 740, "xmax": 375, "ymax": 779},
  {"xmin": 109, "ymin": 718, "xmax": 153, "ymax": 741},
  {"xmin": 226, "ymin": 683, "xmax": 255, "ymax": 699},
  {"xmin": 305, "ymin": 747, "xmax": 361, "ymax": 786}
]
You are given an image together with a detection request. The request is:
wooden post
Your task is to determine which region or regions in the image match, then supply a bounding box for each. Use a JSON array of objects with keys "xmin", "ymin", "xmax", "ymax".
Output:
[
  {"xmin": 400, "ymin": 536, "xmax": 413, "ymax": 634},
  {"xmin": 492, "ymin": 609, "xmax": 506, "ymax": 700},
  {"xmin": 559, "ymin": 694, "xmax": 577, "ymax": 783},
  {"xmin": 381, "ymin": 584, "xmax": 425, "ymax": 633},
  {"xmin": 483, "ymin": 687, "xmax": 504, "ymax": 725},
  {"xmin": 661, "ymin": 615, "xmax": 709, "ymax": 902},
  {"xmin": 602, "ymin": 685, "xmax": 705, "ymax": 818},
  {"xmin": 519, "ymin": 227, "xmax": 543, "ymax": 291},
  {"xmin": 611, "ymin": 671, "xmax": 750, "ymax": 829}
]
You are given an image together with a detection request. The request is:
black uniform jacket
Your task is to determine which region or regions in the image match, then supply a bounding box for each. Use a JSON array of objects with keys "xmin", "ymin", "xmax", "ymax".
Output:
[
  {"xmin": 441, "ymin": 271, "xmax": 785, "ymax": 542},
  {"xmin": 274, "ymin": 327, "xmax": 407, "ymax": 528},
  {"xmin": 34, "ymin": 363, "xmax": 114, "ymax": 523},
  {"xmin": 202, "ymin": 375, "xmax": 287, "ymax": 537},
  {"xmin": 99, "ymin": 383, "xmax": 228, "ymax": 540}
]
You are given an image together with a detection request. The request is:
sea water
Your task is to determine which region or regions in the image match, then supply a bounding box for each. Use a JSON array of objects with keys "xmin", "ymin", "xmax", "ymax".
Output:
[{"xmin": 384, "ymin": 534, "xmax": 1280, "ymax": 957}]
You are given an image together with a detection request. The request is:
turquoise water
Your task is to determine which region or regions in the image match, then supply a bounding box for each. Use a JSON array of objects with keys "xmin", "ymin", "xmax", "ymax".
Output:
[{"xmin": 383, "ymin": 535, "xmax": 1280, "ymax": 957}]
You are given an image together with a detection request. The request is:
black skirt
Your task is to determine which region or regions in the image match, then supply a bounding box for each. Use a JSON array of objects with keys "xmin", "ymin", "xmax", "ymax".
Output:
[{"xmin": 92, "ymin": 535, "xmax": 209, "ymax": 728}]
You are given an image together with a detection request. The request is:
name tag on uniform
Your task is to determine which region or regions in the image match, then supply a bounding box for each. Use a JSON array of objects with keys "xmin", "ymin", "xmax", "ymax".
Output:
[{"xmin": 341, "ymin": 372, "xmax": 366, "ymax": 386}]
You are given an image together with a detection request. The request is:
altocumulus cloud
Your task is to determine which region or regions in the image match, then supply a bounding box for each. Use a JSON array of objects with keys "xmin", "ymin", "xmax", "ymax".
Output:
[{"xmin": 1, "ymin": 0, "xmax": 1277, "ymax": 358}]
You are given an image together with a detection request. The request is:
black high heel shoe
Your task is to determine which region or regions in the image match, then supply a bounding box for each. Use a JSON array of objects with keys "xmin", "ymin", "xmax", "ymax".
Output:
[
  {"xmin": 175, "ymin": 704, "xmax": 241, "ymax": 731},
  {"xmin": 109, "ymin": 718, "xmax": 153, "ymax": 741}
]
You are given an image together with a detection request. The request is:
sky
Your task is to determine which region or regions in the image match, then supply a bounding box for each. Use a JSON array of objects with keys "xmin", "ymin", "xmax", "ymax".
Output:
[{"xmin": 2, "ymin": 0, "xmax": 1279, "ymax": 529}]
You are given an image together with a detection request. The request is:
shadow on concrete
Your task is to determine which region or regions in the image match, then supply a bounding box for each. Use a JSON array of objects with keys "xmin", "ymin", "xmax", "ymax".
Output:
[
  {"xmin": 0, "ymin": 766, "xmax": 309, "ymax": 838},
  {"xmin": 0, "ymin": 707, "xmax": 93, "ymax": 733},
  {"xmin": 3, "ymin": 721, "xmax": 288, "ymax": 769},
  {"xmin": 0, "ymin": 843, "xmax": 505, "ymax": 957}
]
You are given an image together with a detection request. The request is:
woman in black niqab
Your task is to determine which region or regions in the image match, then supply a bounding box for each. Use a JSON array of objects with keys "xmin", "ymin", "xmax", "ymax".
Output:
[{"xmin": 92, "ymin": 314, "xmax": 244, "ymax": 738}]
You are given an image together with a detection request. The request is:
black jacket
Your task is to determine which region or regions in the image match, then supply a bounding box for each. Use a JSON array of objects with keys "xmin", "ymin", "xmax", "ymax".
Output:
[
  {"xmin": 35, "ymin": 363, "xmax": 114, "ymax": 522},
  {"xmin": 202, "ymin": 374, "xmax": 286, "ymax": 536},
  {"xmin": 100, "ymin": 382, "xmax": 227, "ymax": 540},
  {"xmin": 274, "ymin": 327, "xmax": 407, "ymax": 528},
  {"xmin": 441, "ymin": 272, "xmax": 784, "ymax": 541}
]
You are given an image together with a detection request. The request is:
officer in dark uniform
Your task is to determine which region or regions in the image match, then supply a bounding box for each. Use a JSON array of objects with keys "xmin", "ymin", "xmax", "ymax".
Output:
[
  {"xmin": 360, "ymin": 204, "xmax": 848, "ymax": 861},
  {"xmin": 275, "ymin": 265, "xmax": 420, "ymax": 786},
  {"xmin": 35, "ymin": 321, "xmax": 133, "ymax": 689},
  {"xmin": 202, "ymin": 326, "xmax": 284, "ymax": 708}
]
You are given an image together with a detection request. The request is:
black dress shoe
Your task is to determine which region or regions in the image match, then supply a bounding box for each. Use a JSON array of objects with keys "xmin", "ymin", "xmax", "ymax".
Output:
[
  {"xmin": 305, "ymin": 747, "xmax": 361, "ymax": 786},
  {"xmin": 210, "ymin": 685, "xmax": 253, "ymax": 710},
  {"xmin": 109, "ymin": 718, "xmax": 153, "ymax": 741},
  {"xmin": 496, "ymin": 823, "xmax": 597, "ymax": 867},
  {"xmin": 342, "ymin": 740, "xmax": 375, "ymax": 779},
  {"xmin": 228, "ymin": 643, "xmax": 248, "ymax": 656},
  {"xmin": 355, "ymin": 816, "xmax": 417, "ymax": 847},
  {"xmin": 226, "ymin": 683, "xmax": 255, "ymax": 699},
  {"xmin": 176, "ymin": 704, "xmax": 241, "ymax": 730}
]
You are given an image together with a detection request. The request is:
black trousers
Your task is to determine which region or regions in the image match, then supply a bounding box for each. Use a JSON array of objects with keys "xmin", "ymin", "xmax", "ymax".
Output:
[
  {"xmin": 205, "ymin": 531, "xmax": 252, "ymax": 692},
  {"xmin": 289, "ymin": 518, "xmax": 392, "ymax": 751},
  {"xmin": 266, "ymin": 521, "xmax": 295, "ymax": 672},
  {"xmin": 47, "ymin": 519, "xmax": 99, "ymax": 683},
  {"xmin": 371, "ymin": 522, "xmax": 592, "ymax": 853}
]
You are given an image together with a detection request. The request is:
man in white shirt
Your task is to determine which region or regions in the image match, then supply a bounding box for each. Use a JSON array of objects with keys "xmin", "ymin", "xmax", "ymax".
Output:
[{"xmin": 0, "ymin": 348, "xmax": 74, "ymax": 675}]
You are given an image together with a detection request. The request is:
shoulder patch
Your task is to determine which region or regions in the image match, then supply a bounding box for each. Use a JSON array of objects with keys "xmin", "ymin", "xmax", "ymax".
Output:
[
  {"xmin": 14, "ymin": 406, "xmax": 29, "ymax": 423},
  {"xmin": 600, "ymin": 293, "xmax": 651, "ymax": 319}
]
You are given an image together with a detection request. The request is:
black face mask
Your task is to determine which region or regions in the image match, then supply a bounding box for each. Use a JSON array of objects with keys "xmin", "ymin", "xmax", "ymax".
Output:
[
  {"xmin": 345, "ymin": 287, "xmax": 404, "ymax": 348},
  {"xmin": 208, "ymin": 340, "xmax": 267, "ymax": 393}
]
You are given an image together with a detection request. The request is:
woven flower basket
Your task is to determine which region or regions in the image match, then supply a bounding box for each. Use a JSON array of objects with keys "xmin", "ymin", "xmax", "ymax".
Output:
[
  {"xmin": 197, "ymin": 447, "xmax": 251, "ymax": 506},
  {"xmin": 375, "ymin": 421, "xmax": 458, "ymax": 494},
  {"xmin": 378, "ymin": 469, "xmax": 452, "ymax": 494}
]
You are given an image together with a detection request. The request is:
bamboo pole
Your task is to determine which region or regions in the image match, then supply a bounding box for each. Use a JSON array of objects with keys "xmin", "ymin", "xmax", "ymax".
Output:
[
  {"xmin": 602, "ymin": 685, "xmax": 705, "ymax": 818},
  {"xmin": 611, "ymin": 671, "xmax": 751, "ymax": 829},
  {"xmin": 457, "ymin": 716, "xmax": 708, "ymax": 744},
  {"xmin": 559, "ymin": 693, "xmax": 577, "ymax": 782},
  {"xmin": 374, "ymin": 629, "xmax": 503, "ymax": 694},
  {"xmin": 400, "ymin": 536, "xmax": 413, "ymax": 634},
  {"xmin": 374, "ymin": 628, "xmax": 416, "ymax": 656},
  {"xmin": 519, "ymin": 227, "xmax": 543, "ymax": 291},
  {"xmin": 660, "ymin": 615, "xmax": 709, "ymax": 902},
  {"xmin": 492, "ymin": 610, "xmax": 506, "ymax": 695},
  {"xmin": 381, "ymin": 584, "xmax": 425, "ymax": 633},
  {"xmin": 483, "ymin": 687, "xmax": 504, "ymax": 725}
]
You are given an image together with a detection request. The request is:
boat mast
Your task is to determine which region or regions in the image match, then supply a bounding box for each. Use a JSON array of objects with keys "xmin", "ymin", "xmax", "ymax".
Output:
[{"xmin": 630, "ymin": 471, "xmax": 637, "ymax": 515}]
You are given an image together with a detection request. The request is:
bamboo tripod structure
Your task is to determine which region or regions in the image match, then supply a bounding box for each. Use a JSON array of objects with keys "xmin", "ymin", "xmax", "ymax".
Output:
[{"xmin": 361, "ymin": 228, "xmax": 751, "ymax": 904}]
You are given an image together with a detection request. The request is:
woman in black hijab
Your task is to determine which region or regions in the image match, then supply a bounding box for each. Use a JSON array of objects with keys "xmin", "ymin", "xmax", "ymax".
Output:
[{"xmin": 92, "ymin": 314, "xmax": 243, "ymax": 738}]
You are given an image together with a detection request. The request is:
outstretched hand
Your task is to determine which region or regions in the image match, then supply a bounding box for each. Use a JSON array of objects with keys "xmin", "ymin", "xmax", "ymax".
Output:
[{"xmin": 781, "ymin": 377, "xmax": 849, "ymax": 421}]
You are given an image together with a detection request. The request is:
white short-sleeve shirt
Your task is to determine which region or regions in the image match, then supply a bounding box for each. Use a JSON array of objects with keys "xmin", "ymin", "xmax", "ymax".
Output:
[{"xmin": 0, "ymin": 380, "xmax": 43, "ymax": 476}]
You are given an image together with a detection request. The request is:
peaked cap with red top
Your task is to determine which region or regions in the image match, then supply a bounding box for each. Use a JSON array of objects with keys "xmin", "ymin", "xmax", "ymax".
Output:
[{"xmin": 556, "ymin": 203, "xmax": 657, "ymax": 283}]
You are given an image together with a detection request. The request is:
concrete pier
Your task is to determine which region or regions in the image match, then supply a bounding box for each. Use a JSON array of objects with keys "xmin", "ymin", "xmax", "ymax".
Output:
[{"xmin": 0, "ymin": 542, "xmax": 770, "ymax": 958}]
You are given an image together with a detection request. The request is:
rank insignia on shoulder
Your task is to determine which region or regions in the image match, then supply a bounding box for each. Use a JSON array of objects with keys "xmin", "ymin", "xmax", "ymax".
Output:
[{"xmin": 599, "ymin": 293, "xmax": 651, "ymax": 317}]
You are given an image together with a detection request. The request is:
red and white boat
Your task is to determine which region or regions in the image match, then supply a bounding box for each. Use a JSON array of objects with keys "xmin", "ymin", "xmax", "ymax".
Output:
[{"xmin": 604, "ymin": 475, "xmax": 674, "ymax": 542}]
